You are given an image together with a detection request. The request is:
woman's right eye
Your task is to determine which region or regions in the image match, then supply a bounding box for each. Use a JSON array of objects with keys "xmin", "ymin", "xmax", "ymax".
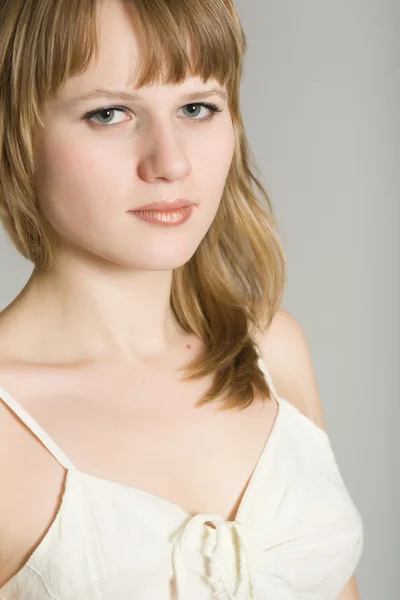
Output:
[{"xmin": 83, "ymin": 106, "xmax": 130, "ymax": 128}]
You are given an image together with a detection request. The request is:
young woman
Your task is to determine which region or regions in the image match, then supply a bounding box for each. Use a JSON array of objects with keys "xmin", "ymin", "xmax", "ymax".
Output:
[{"xmin": 0, "ymin": 0, "xmax": 363, "ymax": 598}]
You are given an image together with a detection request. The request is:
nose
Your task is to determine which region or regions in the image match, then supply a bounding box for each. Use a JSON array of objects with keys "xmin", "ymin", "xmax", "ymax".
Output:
[{"xmin": 137, "ymin": 122, "xmax": 192, "ymax": 184}]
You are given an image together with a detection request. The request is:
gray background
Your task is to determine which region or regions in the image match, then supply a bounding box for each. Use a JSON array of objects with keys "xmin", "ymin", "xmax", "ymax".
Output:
[
  {"xmin": 0, "ymin": 1, "xmax": 398, "ymax": 598},
  {"xmin": 236, "ymin": 1, "xmax": 399, "ymax": 598}
]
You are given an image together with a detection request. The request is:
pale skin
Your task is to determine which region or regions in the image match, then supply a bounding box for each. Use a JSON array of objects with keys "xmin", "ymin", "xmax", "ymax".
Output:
[
  {"xmin": 27, "ymin": 0, "xmax": 235, "ymax": 365},
  {"xmin": 0, "ymin": 0, "xmax": 361, "ymax": 596}
]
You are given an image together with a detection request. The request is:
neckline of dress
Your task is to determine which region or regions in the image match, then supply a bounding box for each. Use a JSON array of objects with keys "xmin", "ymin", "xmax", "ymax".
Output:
[{"xmin": 67, "ymin": 391, "xmax": 285, "ymax": 524}]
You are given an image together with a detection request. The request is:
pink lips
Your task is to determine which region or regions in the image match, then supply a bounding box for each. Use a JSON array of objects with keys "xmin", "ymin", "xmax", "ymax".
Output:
[
  {"xmin": 130, "ymin": 204, "xmax": 194, "ymax": 226},
  {"xmin": 131, "ymin": 199, "xmax": 192, "ymax": 211}
]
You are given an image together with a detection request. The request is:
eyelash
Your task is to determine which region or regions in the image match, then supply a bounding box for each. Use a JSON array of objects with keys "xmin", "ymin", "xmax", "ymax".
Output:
[{"xmin": 83, "ymin": 102, "xmax": 223, "ymax": 129}]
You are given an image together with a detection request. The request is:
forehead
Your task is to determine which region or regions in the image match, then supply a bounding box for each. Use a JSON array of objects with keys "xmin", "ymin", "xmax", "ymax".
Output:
[
  {"xmin": 59, "ymin": 1, "xmax": 139, "ymax": 97},
  {"xmin": 59, "ymin": 0, "xmax": 221, "ymax": 101}
]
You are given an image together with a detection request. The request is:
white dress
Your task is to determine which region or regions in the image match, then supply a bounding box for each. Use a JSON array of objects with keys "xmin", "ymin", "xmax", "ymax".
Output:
[{"xmin": 0, "ymin": 351, "xmax": 364, "ymax": 600}]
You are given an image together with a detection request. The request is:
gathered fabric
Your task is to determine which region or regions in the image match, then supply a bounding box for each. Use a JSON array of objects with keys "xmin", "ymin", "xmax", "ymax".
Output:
[{"xmin": 172, "ymin": 514, "xmax": 255, "ymax": 599}]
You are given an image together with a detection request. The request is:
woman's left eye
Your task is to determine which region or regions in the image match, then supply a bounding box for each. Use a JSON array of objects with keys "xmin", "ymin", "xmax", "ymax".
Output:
[{"xmin": 83, "ymin": 102, "xmax": 223, "ymax": 128}]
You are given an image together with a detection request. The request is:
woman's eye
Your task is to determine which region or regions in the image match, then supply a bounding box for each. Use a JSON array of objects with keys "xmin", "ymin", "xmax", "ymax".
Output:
[
  {"xmin": 84, "ymin": 102, "xmax": 223, "ymax": 128},
  {"xmin": 178, "ymin": 103, "xmax": 222, "ymax": 122},
  {"xmin": 85, "ymin": 107, "xmax": 128, "ymax": 127}
]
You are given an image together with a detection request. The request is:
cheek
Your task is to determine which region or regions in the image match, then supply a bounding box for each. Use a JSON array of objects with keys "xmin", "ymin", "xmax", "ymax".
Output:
[
  {"xmin": 34, "ymin": 132, "xmax": 122, "ymax": 236},
  {"xmin": 191, "ymin": 124, "xmax": 235, "ymax": 198}
]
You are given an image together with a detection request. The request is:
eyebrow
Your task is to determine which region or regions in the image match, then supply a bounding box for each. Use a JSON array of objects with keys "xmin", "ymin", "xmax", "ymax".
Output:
[{"xmin": 66, "ymin": 87, "xmax": 228, "ymax": 106}]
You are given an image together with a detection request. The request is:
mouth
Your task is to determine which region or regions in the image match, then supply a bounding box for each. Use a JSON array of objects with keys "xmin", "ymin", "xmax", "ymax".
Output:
[
  {"xmin": 129, "ymin": 204, "xmax": 194, "ymax": 226},
  {"xmin": 130, "ymin": 199, "xmax": 193, "ymax": 212}
]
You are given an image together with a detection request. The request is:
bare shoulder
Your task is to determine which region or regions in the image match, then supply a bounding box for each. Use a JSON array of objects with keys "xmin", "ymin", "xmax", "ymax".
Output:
[
  {"xmin": 0, "ymin": 366, "xmax": 67, "ymax": 589},
  {"xmin": 255, "ymin": 309, "xmax": 328, "ymax": 432},
  {"xmin": 0, "ymin": 370, "xmax": 31, "ymax": 585},
  {"xmin": 0, "ymin": 300, "xmax": 30, "ymax": 364},
  {"xmin": 0, "ymin": 313, "xmax": 63, "ymax": 588}
]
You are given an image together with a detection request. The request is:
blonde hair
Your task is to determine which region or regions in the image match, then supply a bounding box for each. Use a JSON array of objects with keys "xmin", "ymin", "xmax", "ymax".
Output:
[{"xmin": 0, "ymin": 0, "xmax": 287, "ymax": 410}]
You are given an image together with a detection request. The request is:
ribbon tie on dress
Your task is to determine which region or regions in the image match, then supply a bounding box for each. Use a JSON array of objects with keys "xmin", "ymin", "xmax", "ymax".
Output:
[{"xmin": 171, "ymin": 513, "xmax": 256, "ymax": 599}]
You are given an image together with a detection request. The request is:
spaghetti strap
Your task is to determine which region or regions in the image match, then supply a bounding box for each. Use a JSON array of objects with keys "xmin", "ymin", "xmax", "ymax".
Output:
[
  {"xmin": 254, "ymin": 343, "xmax": 282, "ymax": 405},
  {"xmin": 0, "ymin": 383, "xmax": 76, "ymax": 470}
]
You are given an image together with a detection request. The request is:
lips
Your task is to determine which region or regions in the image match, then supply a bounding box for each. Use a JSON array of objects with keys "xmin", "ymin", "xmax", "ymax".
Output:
[{"xmin": 132, "ymin": 199, "xmax": 192, "ymax": 211}]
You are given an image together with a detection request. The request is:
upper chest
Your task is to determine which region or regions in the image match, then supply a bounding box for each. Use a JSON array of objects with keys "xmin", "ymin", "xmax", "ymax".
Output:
[{"xmin": 1, "ymin": 351, "xmax": 279, "ymax": 520}]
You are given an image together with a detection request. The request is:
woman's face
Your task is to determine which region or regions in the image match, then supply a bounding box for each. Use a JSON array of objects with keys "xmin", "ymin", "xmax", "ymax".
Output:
[{"xmin": 34, "ymin": 0, "xmax": 235, "ymax": 271}]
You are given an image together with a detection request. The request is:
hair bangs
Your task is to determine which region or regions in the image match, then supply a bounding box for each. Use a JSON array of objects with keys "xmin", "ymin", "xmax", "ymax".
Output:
[
  {"xmin": 4, "ymin": 0, "xmax": 98, "ymax": 132},
  {"xmin": 14, "ymin": 0, "xmax": 246, "ymax": 132},
  {"xmin": 125, "ymin": 0, "xmax": 246, "ymax": 93}
]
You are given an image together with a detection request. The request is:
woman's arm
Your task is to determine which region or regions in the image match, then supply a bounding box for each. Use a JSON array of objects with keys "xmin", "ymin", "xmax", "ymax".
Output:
[{"xmin": 336, "ymin": 575, "xmax": 361, "ymax": 600}]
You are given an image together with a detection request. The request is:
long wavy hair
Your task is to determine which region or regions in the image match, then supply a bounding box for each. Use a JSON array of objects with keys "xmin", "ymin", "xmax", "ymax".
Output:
[{"xmin": 0, "ymin": 0, "xmax": 287, "ymax": 411}]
